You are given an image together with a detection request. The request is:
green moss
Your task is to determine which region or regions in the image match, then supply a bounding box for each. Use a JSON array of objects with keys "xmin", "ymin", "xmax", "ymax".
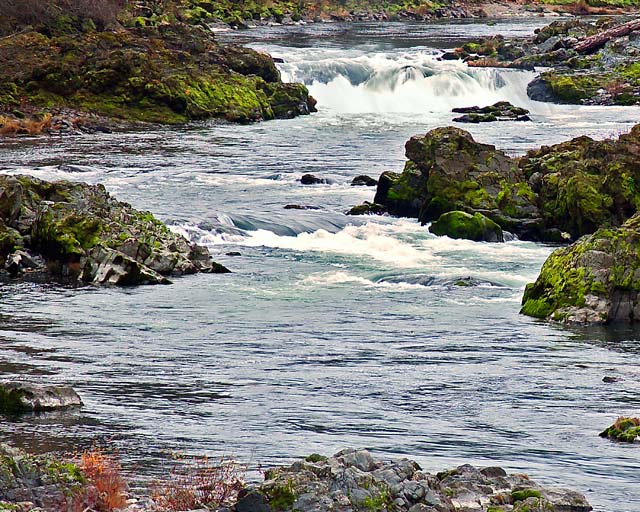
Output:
[
  {"xmin": 305, "ymin": 453, "xmax": 327, "ymax": 463},
  {"xmin": 430, "ymin": 211, "xmax": 503, "ymax": 242},
  {"xmin": 600, "ymin": 417, "xmax": 640, "ymax": 442},
  {"xmin": 512, "ymin": 489, "xmax": 543, "ymax": 502},
  {"xmin": 267, "ymin": 480, "xmax": 298, "ymax": 511},
  {"xmin": 520, "ymin": 296, "xmax": 554, "ymax": 319},
  {"xmin": 362, "ymin": 486, "xmax": 392, "ymax": 512}
]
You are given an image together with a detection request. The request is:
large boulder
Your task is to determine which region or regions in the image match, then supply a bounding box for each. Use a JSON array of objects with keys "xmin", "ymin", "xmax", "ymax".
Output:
[
  {"xmin": 429, "ymin": 210, "xmax": 504, "ymax": 242},
  {"xmin": 0, "ymin": 382, "xmax": 82, "ymax": 413},
  {"xmin": 521, "ymin": 212, "xmax": 640, "ymax": 324},
  {"xmin": 0, "ymin": 22, "xmax": 316, "ymax": 127},
  {"xmin": 0, "ymin": 175, "xmax": 229, "ymax": 285},
  {"xmin": 254, "ymin": 449, "xmax": 592, "ymax": 512},
  {"xmin": 519, "ymin": 125, "xmax": 640, "ymax": 240},
  {"xmin": 355, "ymin": 124, "xmax": 640, "ymax": 243}
]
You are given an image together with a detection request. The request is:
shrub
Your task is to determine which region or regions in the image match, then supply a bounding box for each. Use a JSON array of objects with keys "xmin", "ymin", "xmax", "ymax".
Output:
[{"xmin": 151, "ymin": 455, "xmax": 246, "ymax": 511}]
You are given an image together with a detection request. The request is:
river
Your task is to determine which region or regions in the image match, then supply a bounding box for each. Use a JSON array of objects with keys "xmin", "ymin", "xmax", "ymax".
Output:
[{"xmin": 1, "ymin": 18, "xmax": 639, "ymax": 511}]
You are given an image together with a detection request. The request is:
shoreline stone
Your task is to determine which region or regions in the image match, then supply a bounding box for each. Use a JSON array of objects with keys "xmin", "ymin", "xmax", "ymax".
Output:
[
  {"xmin": 0, "ymin": 382, "xmax": 82, "ymax": 413},
  {"xmin": 249, "ymin": 448, "xmax": 592, "ymax": 512}
]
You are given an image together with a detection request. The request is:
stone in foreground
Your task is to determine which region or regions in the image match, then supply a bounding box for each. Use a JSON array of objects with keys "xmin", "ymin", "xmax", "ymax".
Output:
[
  {"xmin": 599, "ymin": 417, "xmax": 640, "ymax": 442},
  {"xmin": 253, "ymin": 449, "xmax": 592, "ymax": 512},
  {"xmin": 0, "ymin": 382, "xmax": 82, "ymax": 412},
  {"xmin": 521, "ymin": 212, "xmax": 640, "ymax": 324}
]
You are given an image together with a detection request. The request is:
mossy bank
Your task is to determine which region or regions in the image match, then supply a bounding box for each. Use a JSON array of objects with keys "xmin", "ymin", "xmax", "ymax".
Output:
[{"xmin": 0, "ymin": 16, "xmax": 315, "ymax": 131}]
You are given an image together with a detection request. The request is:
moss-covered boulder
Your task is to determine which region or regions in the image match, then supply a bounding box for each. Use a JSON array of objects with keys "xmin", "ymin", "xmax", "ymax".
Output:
[
  {"xmin": 355, "ymin": 124, "xmax": 640, "ymax": 243},
  {"xmin": 0, "ymin": 22, "xmax": 315, "ymax": 127},
  {"xmin": 519, "ymin": 125, "xmax": 640, "ymax": 240},
  {"xmin": 452, "ymin": 101, "xmax": 531, "ymax": 123},
  {"xmin": 430, "ymin": 211, "xmax": 504, "ymax": 242},
  {"xmin": 521, "ymin": 212, "xmax": 640, "ymax": 324},
  {"xmin": 600, "ymin": 417, "xmax": 640, "ymax": 442},
  {"xmin": 0, "ymin": 175, "xmax": 228, "ymax": 285},
  {"xmin": 366, "ymin": 127, "xmax": 541, "ymax": 239}
]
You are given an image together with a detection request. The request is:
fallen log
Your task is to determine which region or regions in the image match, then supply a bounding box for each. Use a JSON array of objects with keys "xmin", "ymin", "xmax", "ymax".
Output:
[{"xmin": 573, "ymin": 17, "xmax": 640, "ymax": 54}]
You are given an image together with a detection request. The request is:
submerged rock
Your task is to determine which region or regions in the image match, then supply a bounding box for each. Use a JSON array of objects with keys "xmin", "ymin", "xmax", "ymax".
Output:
[
  {"xmin": 252, "ymin": 449, "xmax": 592, "ymax": 512},
  {"xmin": 600, "ymin": 417, "xmax": 640, "ymax": 442},
  {"xmin": 0, "ymin": 382, "xmax": 82, "ymax": 412},
  {"xmin": 347, "ymin": 202, "xmax": 388, "ymax": 216},
  {"xmin": 429, "ymin": 210, "xmax": 504, "ymax": 242},
  {"xmin": 300, "ymin": 174, "xmax": 334, "ymax": 185},
  {"xmin": 521, "ymin": 212, "xmax": 640, "ymax": 324},
  {"xmin": 452, "ymin": 101, "xmax": 531, "ymax": 123},
  {"xmin": 0, "ymin": 175, "xmax": 229, "ymax": 286}
]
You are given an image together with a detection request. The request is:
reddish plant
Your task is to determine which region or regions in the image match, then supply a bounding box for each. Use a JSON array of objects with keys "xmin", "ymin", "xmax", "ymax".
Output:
[
  {"xmin": 151, "ymin": 455, "xmax": 246, "ymax": 511},
  {"xmin": 75, "ymin": 448, "xmax": 129, "ymax": 511}
]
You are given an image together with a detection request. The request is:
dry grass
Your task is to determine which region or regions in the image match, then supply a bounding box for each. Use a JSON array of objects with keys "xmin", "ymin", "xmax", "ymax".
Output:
[
  {"xmin": 151, "ymin": 455, "xmax": 246, "ymax": 511},
  {"xmin": 614, "ymin": 416, "xmax": 640, "ymax": 429},
  {"xmin": 0, "ymin": 115, "xmax": 52, "ymax": 136}
]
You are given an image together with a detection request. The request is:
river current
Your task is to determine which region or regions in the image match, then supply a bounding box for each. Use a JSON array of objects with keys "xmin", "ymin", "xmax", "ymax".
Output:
[{"xmin": 1, "ymin": 19, "xmax": 639, "ymax": 511}]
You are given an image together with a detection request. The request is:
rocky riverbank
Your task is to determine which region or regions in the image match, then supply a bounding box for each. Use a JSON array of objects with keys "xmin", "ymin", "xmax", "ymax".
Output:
[
  {"xmin": 0, "ymin": 3, "xmax": 316, "ymax": 133},
  {"xmin": 0, "ymin": 175, "xmax": 227, "ymax": 286},
  {"xmin": 447, "ymin": 16, "xmax": 640, "ymax": 106},
  {"xmin": 0, "ymin": 446, "xmax": 595, "ymax": 512}
]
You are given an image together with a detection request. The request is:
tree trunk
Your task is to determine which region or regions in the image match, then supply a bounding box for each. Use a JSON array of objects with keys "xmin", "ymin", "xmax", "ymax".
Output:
[{"xmin": 573, "ymin": 18, "xmax": 640, "ymax": 54}]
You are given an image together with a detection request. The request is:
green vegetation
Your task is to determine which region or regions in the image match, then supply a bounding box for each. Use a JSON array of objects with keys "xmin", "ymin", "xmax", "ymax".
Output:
[
  {"xmin": 429, "ymin": 211, "xmax": 504, "ymax": 242},
  {"xmin": 600, "ymin": 416, "xmax": 640, "ymax": 442},
  {"xmin": 265, "ymin": 479, "xmax": 298, "ymax": 511},
  {"xmin": 512, "ymin": 489, "xmax": 543, "ymax": 502}
]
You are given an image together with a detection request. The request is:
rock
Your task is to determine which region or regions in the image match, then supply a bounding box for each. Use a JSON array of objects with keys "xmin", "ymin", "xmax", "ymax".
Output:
[
  {"xmin": 354, "ymin": 123, "xmax": 640, "ymax": 243},
  {"xmin": 300, "ymin": 174, "xmax": 333, "ymax": 185},
  {"xmin": 0, "ymin": 382, "xmax": 82, "ymax": 412},
  {"xmin": 0, "ymin": 175, "xmax": 229, "ymax": 286},
  {"xmin": 255, "ymin": 449, "xmax": 592, "ymax": 512},
  {"xmin": 600, "ymin": 417, "xmax": 640, "ymax": 442},
  {"xmin": 235, "ymin": 489, "xmax": 272, "ymax": 512},
  {"xmin": 226, "ymin": 251, "xmax": 242, "ymax": 256},
  {"xmin": 0, "ymin": 443, "xmax": 88, "ymax": 509},
  {"xmin": 347, "ymin": 202, "xmax": 388, "ymax": 216},
  {"xmin": 351, "ymin": 175, "xmax": 378, "ymax": 186},
  {"xmin": 429, "ymin": 211, "xmax": 504, "ymax": 242},
  {"xmin": 0, "ymin": 21, "xmax": 316, "ymax": 127},
  {"xmin": 602, "ymin": 375, "xmax": 622, "ymax": 383},
  {"xmin": 521, "ymin": 212, "xmax": 640, "ymax": 324},
  {"xmin": 452, "ymin": 101, "xmax": 531, "ymax": 123},
  {"xmin": 283, "ymin": 204, "xmax": 321, "ymax": 210}
]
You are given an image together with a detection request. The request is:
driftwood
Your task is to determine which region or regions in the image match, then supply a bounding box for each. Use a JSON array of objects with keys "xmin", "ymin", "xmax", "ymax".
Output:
[{"xmin": 573, "ymin": 18, "xmax": 640, "ymax": 54}]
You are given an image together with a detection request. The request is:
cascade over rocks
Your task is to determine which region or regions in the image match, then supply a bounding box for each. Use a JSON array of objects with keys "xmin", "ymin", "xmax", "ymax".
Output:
[
  {"xmin": 0, "ymin": 175, "xmax": 228, "ymax": 286},
  {"xmin": 353, "ymin": 124, "xmax": 640, "ymax": 243},
  {"xmin": 247, "ymin": 449, "xmax": 592, "ymax": 512}
]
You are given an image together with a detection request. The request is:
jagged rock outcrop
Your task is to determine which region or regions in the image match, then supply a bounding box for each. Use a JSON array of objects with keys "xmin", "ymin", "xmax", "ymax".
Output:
[
  {"xmin": 0, "ymin": 175, "xmax": 228, "ymax": 285},
  {"xmin": 353, "ymin": 124, "xmax": 640, "ymax": 243},
  {"xmin": 452, "ymin": 101, "xmax": 531, "ymax": 123},
  {"xmin": 248, "ymin": 449, "xmax": 592, "ymax": 512}
]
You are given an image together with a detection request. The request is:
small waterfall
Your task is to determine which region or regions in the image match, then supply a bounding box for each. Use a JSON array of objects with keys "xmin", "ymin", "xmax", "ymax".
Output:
[{"xmin": 276, "ymin": 48, "xmax": 537, "ymax": 114}]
